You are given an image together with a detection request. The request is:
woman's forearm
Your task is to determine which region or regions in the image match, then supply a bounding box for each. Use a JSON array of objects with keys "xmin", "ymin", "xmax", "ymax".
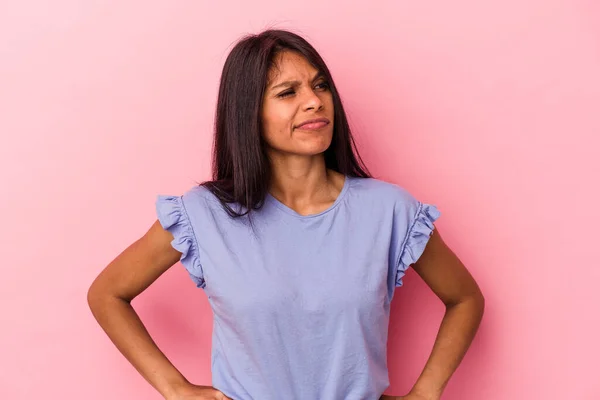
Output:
[
  {"xmin": 87, "ymin": 293, "xmax": 190, "ymax": 399},
  {"xmin": 409, "ymin": 295, "xmax": 485, "ymax": 399}
]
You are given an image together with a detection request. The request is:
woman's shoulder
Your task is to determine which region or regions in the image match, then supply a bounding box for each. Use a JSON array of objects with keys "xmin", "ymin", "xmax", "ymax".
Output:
[
  {"xmin": 180, "ymin": 183, "xmax": 213, "ymax": 202},
  {"xmin": 179, "ymin": 184, "xmax": 229, "ymax": 213},
  {"xmin": 349, "ymin": 176, "xmax": 419, "ymax": 206}
]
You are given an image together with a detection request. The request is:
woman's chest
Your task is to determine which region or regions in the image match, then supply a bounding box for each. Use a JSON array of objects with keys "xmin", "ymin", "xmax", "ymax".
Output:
[{"xmin": 198, "ymin": 217, "xmax": 395, "ymax": 320}]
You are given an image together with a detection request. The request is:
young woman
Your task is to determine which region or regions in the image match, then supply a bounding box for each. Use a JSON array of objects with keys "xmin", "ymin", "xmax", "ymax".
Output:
[{"xmin": 88, "ymin": 29, "xmax": 485, "ymax": 400}]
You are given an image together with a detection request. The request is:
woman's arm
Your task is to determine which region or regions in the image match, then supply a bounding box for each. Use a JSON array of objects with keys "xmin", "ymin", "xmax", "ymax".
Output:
[
  {"xmin": 87, "ymin": 220, "xmax": 201, "ymax": 399},
  {"xmin": 392, "ymin": 228, "xmax": 485, "ymax": 400}
]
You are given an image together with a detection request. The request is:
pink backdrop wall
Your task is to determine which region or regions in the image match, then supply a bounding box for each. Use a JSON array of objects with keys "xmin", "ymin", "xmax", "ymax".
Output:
[{"xmin": 1, "ymin": 1, "xmax": 598, "ymax": 399}]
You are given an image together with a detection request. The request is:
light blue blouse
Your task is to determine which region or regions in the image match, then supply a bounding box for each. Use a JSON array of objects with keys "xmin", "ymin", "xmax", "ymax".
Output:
[{"xmin": 156, "ymin": 176, "xmax": 440, "ymax": 400}]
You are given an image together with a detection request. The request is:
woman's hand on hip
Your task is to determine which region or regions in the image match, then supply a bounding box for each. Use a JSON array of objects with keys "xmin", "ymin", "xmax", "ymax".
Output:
[
  {"xmin": 381, "ymin": 394, "xmax": 440, "ymax": 400},
  {"xmin": 167, "ymin": 383, "xmax": 232, "ymax": 400}
]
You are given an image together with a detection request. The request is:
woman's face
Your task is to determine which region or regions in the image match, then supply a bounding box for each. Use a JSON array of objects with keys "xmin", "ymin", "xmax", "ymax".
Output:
[{"xmin": 261, "ymin": 51, "xmax": 335, "ymax": 157}]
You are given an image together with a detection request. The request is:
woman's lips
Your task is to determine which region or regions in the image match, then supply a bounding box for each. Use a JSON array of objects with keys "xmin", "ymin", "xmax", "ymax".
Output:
[{"xmin": 296, "ymin": 121, "xmax": 329, "ymax": 130}]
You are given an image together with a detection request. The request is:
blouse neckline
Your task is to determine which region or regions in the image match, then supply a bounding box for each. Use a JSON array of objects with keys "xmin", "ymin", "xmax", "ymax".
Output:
[{"xmin": 265, "ymin": 175, "xmax": 352, "ymax": 219}]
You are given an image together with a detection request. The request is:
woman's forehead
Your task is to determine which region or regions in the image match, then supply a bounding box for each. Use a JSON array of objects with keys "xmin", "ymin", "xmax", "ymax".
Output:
[{"xmin": 267, "ymin": 52, "xmax": 319, "ymax": 84}]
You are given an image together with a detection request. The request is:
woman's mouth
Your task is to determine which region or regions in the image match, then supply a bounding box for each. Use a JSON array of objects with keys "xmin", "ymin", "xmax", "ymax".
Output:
[
  {"xmin": 297, "ymin": 121, "xmax": 328, "ymax": 130},
  {"xmin": 295, "ymin": 118, "xmax": 330, "ymax": 130}
]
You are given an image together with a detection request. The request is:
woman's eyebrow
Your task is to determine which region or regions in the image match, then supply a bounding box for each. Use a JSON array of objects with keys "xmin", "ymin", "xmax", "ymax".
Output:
[{"xmin": 269, "ymin": 71, "xmax": 325, "ymax": 91}]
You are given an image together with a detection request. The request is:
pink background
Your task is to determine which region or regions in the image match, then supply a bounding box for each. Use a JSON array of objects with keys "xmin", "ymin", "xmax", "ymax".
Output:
[{"xmin": 1, "ymin": 1, "xmax": 599, "ymax": 399}]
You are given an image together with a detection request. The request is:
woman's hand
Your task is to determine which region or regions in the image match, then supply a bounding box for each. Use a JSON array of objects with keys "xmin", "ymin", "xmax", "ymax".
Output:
[
  {"xmin": 381, "ymin": 393, "xmax": 440, "ymax": 400},
  {"xmin": 167, "ymin": 383, "xmax": 232, "ymax": 400}
]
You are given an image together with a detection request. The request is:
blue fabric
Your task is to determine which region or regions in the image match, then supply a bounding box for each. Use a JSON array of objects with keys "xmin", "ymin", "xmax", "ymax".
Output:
[{"xmin": 156, "ymin": 176, "xmax": 440, "ymax": 400}]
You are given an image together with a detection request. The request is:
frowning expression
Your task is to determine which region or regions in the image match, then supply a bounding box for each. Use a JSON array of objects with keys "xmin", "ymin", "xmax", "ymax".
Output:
[{"xmin": 261, "ymin": 50, "xmax": 335, "ymax": 156}]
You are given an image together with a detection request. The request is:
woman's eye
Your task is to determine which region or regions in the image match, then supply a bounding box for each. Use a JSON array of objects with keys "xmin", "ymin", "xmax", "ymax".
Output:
[{"xmin": 277, "ymin": 83, "xmax": 329, "ymax": 99}]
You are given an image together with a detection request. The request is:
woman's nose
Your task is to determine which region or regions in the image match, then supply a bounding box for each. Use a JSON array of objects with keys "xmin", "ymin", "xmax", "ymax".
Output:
[{"xmin": 302, "ymin": 89, "xmax": 323, "ymax": 111}]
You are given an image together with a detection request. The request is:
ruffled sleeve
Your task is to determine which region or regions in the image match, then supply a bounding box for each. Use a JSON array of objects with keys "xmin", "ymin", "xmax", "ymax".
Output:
[
  {"xmin": 156, "ymin": 195, "xmax": 206, "ymax": 289},
  {"xmin": 395, "ymin": 202, "xmax": 441, "ymax": 287}
]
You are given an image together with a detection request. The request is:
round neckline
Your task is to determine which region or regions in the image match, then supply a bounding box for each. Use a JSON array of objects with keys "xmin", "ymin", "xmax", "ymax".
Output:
[{"xmin": 265, "ymin": 175, "xmax": 352, "ymax": 219}]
